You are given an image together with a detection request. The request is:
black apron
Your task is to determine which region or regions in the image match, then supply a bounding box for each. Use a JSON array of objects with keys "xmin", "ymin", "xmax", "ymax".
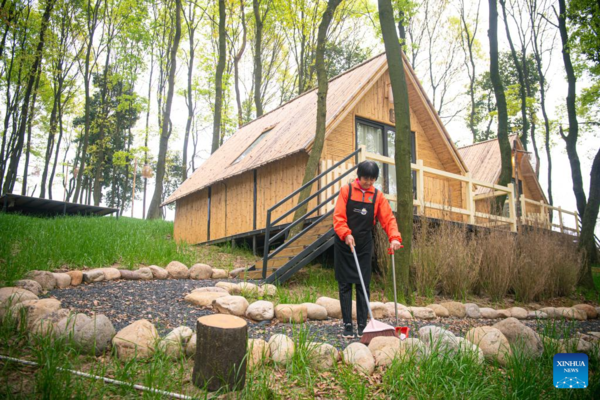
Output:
[{"xmin": 334, "ymin": 183, "xmax": 378, "ymax": 284}]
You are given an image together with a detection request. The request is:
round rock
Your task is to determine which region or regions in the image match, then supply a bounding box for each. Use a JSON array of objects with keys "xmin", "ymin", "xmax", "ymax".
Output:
[
  {"xmin": 342, "ymin": 342, "xmax": 374, "ymax": 375},
  {"xmin": 211, "ymin": 268, "xmax": 228, "ymax": 279},
  {"xmin": 74, "ymin": 314, "xmax": 116, "ymax": 355},
  {"xmin": 148, "ymin": 265, "xmax": 169, "ymax": 280},
  {"xmin": 189, "ymin": 264, "xmax": 213, "ymax": 280},
  {"xmin": 440, "ymin": 301, "xmax": 466, "ymax": 318},
  {"xmin": 246, "ymin": 301, "xmax": 275, "ymax": 321},
  {"xmin": 66, "ymin": 271, "xmax": 83, "ymax": 286},
  {"xmin": 301, "ymin": 303, "xmax": 328, "ymax": 320},
  {"xmin": 14, "ymin": 280, "xmax": 43, "ymax": 296},
  {"xmin": 465, "ymin": 326, "xmax": 512, "ymax": 366},
  {"xmin": 426, "ymin": 304, "xmax": 449, "ymax": 317},
  {"xmin": 212, "ymin": 296, "xmax": 249, "ymax": 316},
  {"xmin": 268, "ymin": 334, "xmax": 294, "ymax": 363},
  {"xmin": 26, "ymin": 270, "xmax": 56, "ymax": 290},
  {"xmin": 184, "ymin": 291, "xmax": 229, "ymax": 307},
  {"xmin": 112, "ymin": 319, "xmax": 158, "ymax": 360},
  {"xmin": 166, "ymin": 261, "xmax": 189, "ymax": 279}
]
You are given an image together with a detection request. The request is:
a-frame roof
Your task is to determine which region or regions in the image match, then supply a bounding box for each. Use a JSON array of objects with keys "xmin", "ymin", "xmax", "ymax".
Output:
[
  {"xmin": 458, "ymin": 135, "xmax": 547, "ymax": 202},
  {"xmin": 163, "ymin": 52, "xmax": 468, "ymax": 206}
]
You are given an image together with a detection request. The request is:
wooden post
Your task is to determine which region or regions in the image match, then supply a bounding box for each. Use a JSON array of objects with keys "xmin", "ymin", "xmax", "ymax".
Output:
[
  {"xmin": 574, "ymin": 211, "xmax": 580, "ymax": 236},
  {"xmin": 507, "ymin": 183, "xmax": 517, "ymax": 232},
  {"xmin": 558, "ymin": 206, "xmax": 564, "ymax": 234},
  {"xmin": 465, "ymin": 171, "xmax": 474, "ymax": 225},
  {"xmin": 192, "ymin": 314, "xmax": 247, "ymax": 392},
  {"xmin": 417, "ymin": 159, "xmax": 425, "ymax": 215}
]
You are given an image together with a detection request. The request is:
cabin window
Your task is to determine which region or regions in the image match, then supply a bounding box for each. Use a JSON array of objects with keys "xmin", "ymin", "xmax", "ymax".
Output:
[
  {"xmin": 232, "ymin": 128, "xmax": 273, "ymax": 165},
  {"xmin": 355, "ymin": 118, "xmax": 416, "ymax": 201}
]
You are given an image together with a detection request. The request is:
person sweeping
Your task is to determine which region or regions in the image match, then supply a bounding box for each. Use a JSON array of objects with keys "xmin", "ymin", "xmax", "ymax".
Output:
[{"xmin": 333, "ymin": 160, "xmax": 402, "ymax": 339}]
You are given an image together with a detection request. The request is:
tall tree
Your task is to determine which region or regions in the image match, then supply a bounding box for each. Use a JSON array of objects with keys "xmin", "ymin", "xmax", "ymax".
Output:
[
  {"xmin": 290, "ymin": 0, "xmax": 341, "ymax": 235},
  {"xmin": 379, "ymin": 0, "xmax": 412, "ymax": 302},
  {"xmin": 252, "ymin": 0, "xmax": 271, "ymax": 117},
  {"xmin": 147, "ymin": 0, "xmax": 182, "ymax": 219},
  {"xmin": 232, "ymin": 0, "xmax": 247, "ymax": 127},
  {"xmin": 210, "ymin": 0, "xmax": 227, "ymax": 154},
  {"xmin": 488, "ymin": 0, "xmax": 511, "ymax": 188}
]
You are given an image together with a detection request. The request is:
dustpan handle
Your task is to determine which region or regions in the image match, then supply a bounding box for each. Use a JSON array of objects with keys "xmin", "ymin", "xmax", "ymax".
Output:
[
  {"xmin": 389, "ymin": 248, "xmax": 398, "ymax": 327},
  {"xmin": 351, "ymin": 244, "xmax": 375, "ymax": 322}
]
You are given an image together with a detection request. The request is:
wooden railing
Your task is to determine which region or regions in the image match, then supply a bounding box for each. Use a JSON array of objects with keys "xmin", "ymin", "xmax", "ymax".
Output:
[{"xmin": 521, "ymin": 198, "xmax": 579, "ymax": 236}]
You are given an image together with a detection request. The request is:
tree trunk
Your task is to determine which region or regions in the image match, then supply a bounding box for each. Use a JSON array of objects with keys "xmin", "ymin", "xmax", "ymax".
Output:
[
  {"xmin": 2, "ymin": 0, "xmax": 55, "ymax": 195},
  {"xmin": 379, "ymin": 0, "xmax": 413, "ymax": 303},
  {"xmin": 211, "ymin": 0, "xmax": 227, "ymax": 155},
  {"xmin": 93, "ymin": 47, "xmax": 112, "ymax": 206},
  {"xmin": 234, "ymin": 0, "xmax": 247, "ymax": 127},
  {"xmin": 290, "ymin": 0, "xmax": 341, "ymax": 236},
  {"xmin": 252, "ymin": 0, "xmax": 264, "ymax": 117},
  {"xmin": 578, "ymin": 148, "xmax": 600, "ymax": 290},
  {"xmin": 182, "ymin": 5, "xmax": 197, "ymax": 181},
  {"xmin": 488, "ymin": 0, "xmax": 511, "ymax": 189},
  {"xmin": 558, "ymin": 0, "xmax": 586, "ymax": 219},
  {"xmin": 21, "ymin": 67, "xmax": 42, "ymax": 196},
  {"xmin": 143, "ymin": 39, "xmax": 154, "ymax": 219},
  {"xmin": 147, "ymin": 0, "xmax": 182, "ymax": 219}
]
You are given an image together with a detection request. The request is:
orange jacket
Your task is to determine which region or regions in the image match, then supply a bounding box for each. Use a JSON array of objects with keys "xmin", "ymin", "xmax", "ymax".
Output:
[{"xmin": 333, "ymin": 179, "xmax": 402, "ymax": 243}]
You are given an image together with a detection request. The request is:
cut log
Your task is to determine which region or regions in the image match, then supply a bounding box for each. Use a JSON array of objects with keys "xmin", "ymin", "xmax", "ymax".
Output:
[{"xmin": 192, "ymin": 314, "xmax": 247, "ymax": 392}]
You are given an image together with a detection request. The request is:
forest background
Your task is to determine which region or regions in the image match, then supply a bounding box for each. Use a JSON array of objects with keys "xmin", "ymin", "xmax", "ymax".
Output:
[{"xmin": 0, "ymin": 0, "xmax": 597, "ymax": 230}]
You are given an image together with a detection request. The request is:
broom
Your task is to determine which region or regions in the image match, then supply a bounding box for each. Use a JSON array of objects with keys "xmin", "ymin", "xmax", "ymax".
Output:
[{"xmin": 350, "ymin": 244, "xmax": 397, "ymax": 345}]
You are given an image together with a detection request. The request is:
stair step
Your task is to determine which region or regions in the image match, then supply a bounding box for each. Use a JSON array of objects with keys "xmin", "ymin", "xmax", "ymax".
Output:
[{"xmin": 239, "ymin": 268, "xmax": 278, "ymax": 280}]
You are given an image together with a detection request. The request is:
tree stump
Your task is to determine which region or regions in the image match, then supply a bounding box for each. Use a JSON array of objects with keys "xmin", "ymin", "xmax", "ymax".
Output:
[{"xmin": 192, "ymin": 314, "xmax": 247, "ymax": 392}]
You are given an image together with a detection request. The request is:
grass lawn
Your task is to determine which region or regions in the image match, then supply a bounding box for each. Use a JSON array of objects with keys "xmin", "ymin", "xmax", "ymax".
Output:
[{"xmin": 1, "ymin": 214, "xmax": 599, "ymax": 398}]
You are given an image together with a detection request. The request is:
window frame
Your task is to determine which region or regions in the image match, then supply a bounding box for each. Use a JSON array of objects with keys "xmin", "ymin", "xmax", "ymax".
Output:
[{"xmin": 231, "ymin": 128, "xmax": 273, "ymax": 165}]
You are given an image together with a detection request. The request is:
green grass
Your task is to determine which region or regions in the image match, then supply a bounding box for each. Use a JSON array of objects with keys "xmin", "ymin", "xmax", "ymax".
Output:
[{"xmin": 0, "ymin": 213, "xmax": 257, "ymax": 284}]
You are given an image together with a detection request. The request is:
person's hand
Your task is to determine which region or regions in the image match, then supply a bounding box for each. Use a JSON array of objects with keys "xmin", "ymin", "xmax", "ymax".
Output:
[
  {"xmin": 391, "ymin": 240, "xmax": 402, "ymax": 251},
  {"xmin": 345, "ymin": 234, "xmax": 355, "ymax": 248}
]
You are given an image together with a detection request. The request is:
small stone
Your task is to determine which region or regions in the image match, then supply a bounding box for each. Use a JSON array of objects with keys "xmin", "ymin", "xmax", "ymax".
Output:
[
  {"xmin": 507, "ymin": 307, "xmax": 528, "ymax": 320},
  {"xmin": 213, "ymin": 296, "xmax": 249, "ymax": 316},
  {"xmin": 248, "ymin": 338, "xmax": 270, "ymax": 368},
  {"xmin": 148, "ymin": 265, "xmax": 169, "ymax": 280},
  {"xmin": 573, "ymin": 304, "xmax": 598, "ymax": 319},
  {"xmin": 493, "ymin": 317, "xmax": 542, "ymax": 357},
  {"xmin": 479, "ymin": 308, "xmax": 500, "ymax": 319},
  {"xmin": 385, "ymin": 302, "xmax": 413, "ymax": 320},
  {"xmin": 309, "ymin": 342, "xmax": 339, "ymax": 370},
  {"xmin": 192, "ymin": 287, "xmax": 229, "ymax": 294},
  {"xmin": 215, "ymin": 282, "xmax": 241, "ymax": 294},
  {"xmin": 185, "ymin": 334, "xmax": 197, "ymax": 357},
  {"xmin": 184, "ymin": 292, "xmax": 229, "ymax": 307},
  {"xmin": 465, "ymin": 326, "xmax": 512, "ymax": 366},
  {"xmin": 588, "ymin": 332, "xmax": 600, "ymax": 340},
  {"xmin": 275, "ymin": 304, "xmax": 308, "ymax": 323},
  {"xmin": 158, "ymin": 326, "xmax": 194, "ymax": 358},
  {"xmin": 456, "ymin": 337, "xmax": 485, "ymax": 364},
  {"xmin": 400, "ymin": 338, "xmax": 428, "ymax": 360},
  {"xmin": 246, "ymin": 301, "xmax": 275, "ymax": 321},
  {"xmin": 268, "ymin": 334, "xmax": 294, "ymax": 363},
  {"xmin": 137, "ymin": 267, "xmax": 153, "ymax": 280},
  {"xmin": 166, "ymin": 261, "xmax": 189, "ymax": 279},
  {"xmin": 14, "ymin": 280, "xmax": 43, "ymax": 296},
  {"xmin": 189, "ymin": 264, "xmax": 213, "ymax": 280},
  {"xmin": 342, "ymin": 342, "xmax": 374, "ymax": 375},
  {"xmin": 464, "ymin": 303, "xmax": 481, "ymax": 318},
  {"xmin": 426, "ymin": 304, "xmax": 449, "ymax": 317},
  {"xmin": 261, "ymin": 284, "xmax": 277, "ymax": 296},
  {"xmin": 418, "ymin": 325, "xmax": 458, "ymax": 352},
  {"xmin": 440, "ymin": 302, "xmax": 466, "ymax": 318},
  {"xmin": 211, "ymin": 269, "xmax": 228, "ymax": 279},
  {"xmin": 316, "ymin": 297, "xmax": 342, "ymax": 319},
  {"xmin": 527, "ymin": 311, "xmax": 548, "ymax": 319},
  {"xmin": 539, "ymin": 307, "xmax": 559, "ymax": 318},
  {"xmin": 74, "ymin": 314, "xmax": 116, "ymax": 355},
  {"xmin": 83, "ymin": 270, "xmax": 105, "ymax": 283},
  {"xmin": 66, "ymin": 271, "xmax": 83, "ymax": 286},
  {"xmin": 112, "ymin": 319, "xmax": 159, "ymax": 360},
  {"xmin": 301, "ymin": 303, "xmax": 328, "ymax": 320},
  {"xmin": 119, "ymin": 269, "xmax": 143, "ymax": 280},
  {"xmin": 98, "ymin": 268, "xmax": 121, "ymax": 281},
  {"xmin": 408, "ymin": 307, "xmax": 436, "ymax": 320},
  {"xmin": 556, "ymin": 307, "xmax": 587, "ymax": 321},
  {"xmin": 26, "ymin": 270, "xmax": 56, "ymax": 290},
  {"xmin": 369, "ymin": 302, "xmax": 389, "ymax": 319},
  {"xmin": 238, "ymin": 282, "xmax": 259, "ymax": 295}
]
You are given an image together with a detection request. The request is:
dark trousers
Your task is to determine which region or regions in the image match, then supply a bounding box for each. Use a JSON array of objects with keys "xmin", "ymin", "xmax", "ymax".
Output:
[{"xmin": 338, "ymin": 282, "xmax": 370, "ymax": 327}]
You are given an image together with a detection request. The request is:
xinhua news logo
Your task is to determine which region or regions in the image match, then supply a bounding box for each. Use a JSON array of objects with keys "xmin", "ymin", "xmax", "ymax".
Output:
[{"xmin": 553, "ymin": 353, "xmax": 588, "ymax": 389}]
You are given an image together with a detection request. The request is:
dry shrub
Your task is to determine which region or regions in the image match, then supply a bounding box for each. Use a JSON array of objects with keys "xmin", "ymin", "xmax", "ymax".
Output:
[
  {"xmin": 477, "ymin": 229, "xmax": 517, "ymax": 301},
  {"xmin": 543, "ymin": 233, "xmax": 580, "ymax": 297},
  {"xmin": 411, "ymin": 222, "xmax": 442, "ymax": 298}
]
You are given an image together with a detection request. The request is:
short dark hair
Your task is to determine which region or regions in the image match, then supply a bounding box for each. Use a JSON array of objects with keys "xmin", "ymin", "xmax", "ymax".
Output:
[{"xmin": 357, "ymin": 161, "xmax": 379, "ymax": 180}]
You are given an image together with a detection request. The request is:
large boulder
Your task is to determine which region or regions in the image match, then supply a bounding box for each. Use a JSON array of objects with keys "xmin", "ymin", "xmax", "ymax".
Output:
[
  {"xmin": 66, "ymin": 271, "xmax": 83, "ymax": 286},
  {"xmin": 158, "ymin": 326, "xmax": 194, "ymax": 359},
  {"xmin": 275, "ymin": 304, "xmax": 308, "ymax": 324},
  {"xmin": 0, "ymin": 287, "xmax": 38, "ymax": 308},
  {"xmin": 301, "ymin": 303, "xmax": 328, "ymax": 320},
  {"xmin": 30, "ymin": 308, "xmax": 70, "ymax": 335},
  {"xmin": 112, "ymin": 319, "xmax": 159, "ymax": 360},
  {"xmin": 573, "ymin": 304, "xmax": 598, "ymax": 319},
  {"xmin": 184, "ymin": 291, "xmax": 228, "ymax": 307},
  {"xmin": 493, "ymin": 317, "xmax": 542, "ymax": 357},
  {"xmin": 14, "ymin": 280, "xmax": 43, "ymax": 296},
  {"xmin": 211, "ymin": 269, "xmax": 228, "ymax": 279},
  {"xmin": 166, "ymin": 261, "xmax": 189, "ymax": 279},
  {"xmin": 418, "ymin": 325, "xmax": 458, "ymax": 353},
  {"xmin": 215, "ymin": 282, "xmax": 241, "ymax": 294},
  {"xmin": 465, "ymin": 326, "xmax": 512, "ymax": 366},
  {"xmin": 368, "ymin": 336, "xmax": 401, "ymax": 367},
  {"xmin": 464, "ymin": 303, "xmax": 482, "ymax": 319},
  {"xmin": 55, "ymin": 313, "xmax": 92, "ymax": 338},
  {"xmin": 246, "ymin": 301, "xmax": 275, "ymax": 321},
  {"xmin": 189, "ymin": 264, "xmax": 213, "ymax": 280},
  {"xmin": 73, "ymin": 314, "xmax": 116, "ymax": 355},
  {"xmin": 342, "ymin": 342, "xmax": 375, "ymax": 375},
  {"xmin": 268, "ymin": 334, "xmax": 294, "ymax": 363},
  {"xmin": 26, "ymin": 270, "xmax": 56, "ymax": 290},
  {"xmin": 408, "ymin": 307, "xmax": 436, "ymax": 320},
  {"xmin": 83, "ymin": 269, "xmax": 105, "ymax": 283},
  {"xmin": 212, "ymin": 296, "xmax": 249, "ymax": 316},
  {"xmin": 507, "ymin": 307, "xmax": 528, "ymax": 320},
  {"xmin": 440, "ymin": 302, "xmax": 466, "ymax": 318},
  {"xmin": 148, "ymin": 265, "xmax": 169, "ymax": 280},
  {"xmin": 316, "ymin": 297, "xmax": 342, "ymax": 319},
  {"xmin": 480, "ymin": 308, "xmax": 500, "ymax": 319},
  {"xmin": 98, "ymin": 268, "xmax": 121, "ymax": 281},
  {"xmin": 426, "ymin": 304, "xmax": 449, "ymax": 318},
  {"xmin": 248, "ymin": 338, "xmax": 270, "ymax": 368},
  {"xmin": 22, "ymin": 298, "xmax": 62, "ymax": 329},
  {"xmin": 309, "ymin": 342, "xmax": 339, "ymax": 370}
]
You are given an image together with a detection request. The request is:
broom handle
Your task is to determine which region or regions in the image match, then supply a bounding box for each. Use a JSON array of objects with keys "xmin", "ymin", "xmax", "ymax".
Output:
[
  {"xmin": 351, "ymin": 244, "xmax": 375, "ymax": 322},
  {"xmin": 391, "ymin": 249, "xmax": 398, "ymax": 327}
]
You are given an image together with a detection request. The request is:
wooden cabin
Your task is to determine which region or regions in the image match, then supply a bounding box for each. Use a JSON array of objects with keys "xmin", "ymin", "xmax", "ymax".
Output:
[{"xmin": 162, "ymin": 53, "xmax": 471, "ymax": 247}]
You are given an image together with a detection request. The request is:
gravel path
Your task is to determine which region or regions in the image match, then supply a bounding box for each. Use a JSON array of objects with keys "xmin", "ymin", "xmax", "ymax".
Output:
[{"xmin": 47, "ymin": 280, "xmax": 600, "ymax": 349}]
